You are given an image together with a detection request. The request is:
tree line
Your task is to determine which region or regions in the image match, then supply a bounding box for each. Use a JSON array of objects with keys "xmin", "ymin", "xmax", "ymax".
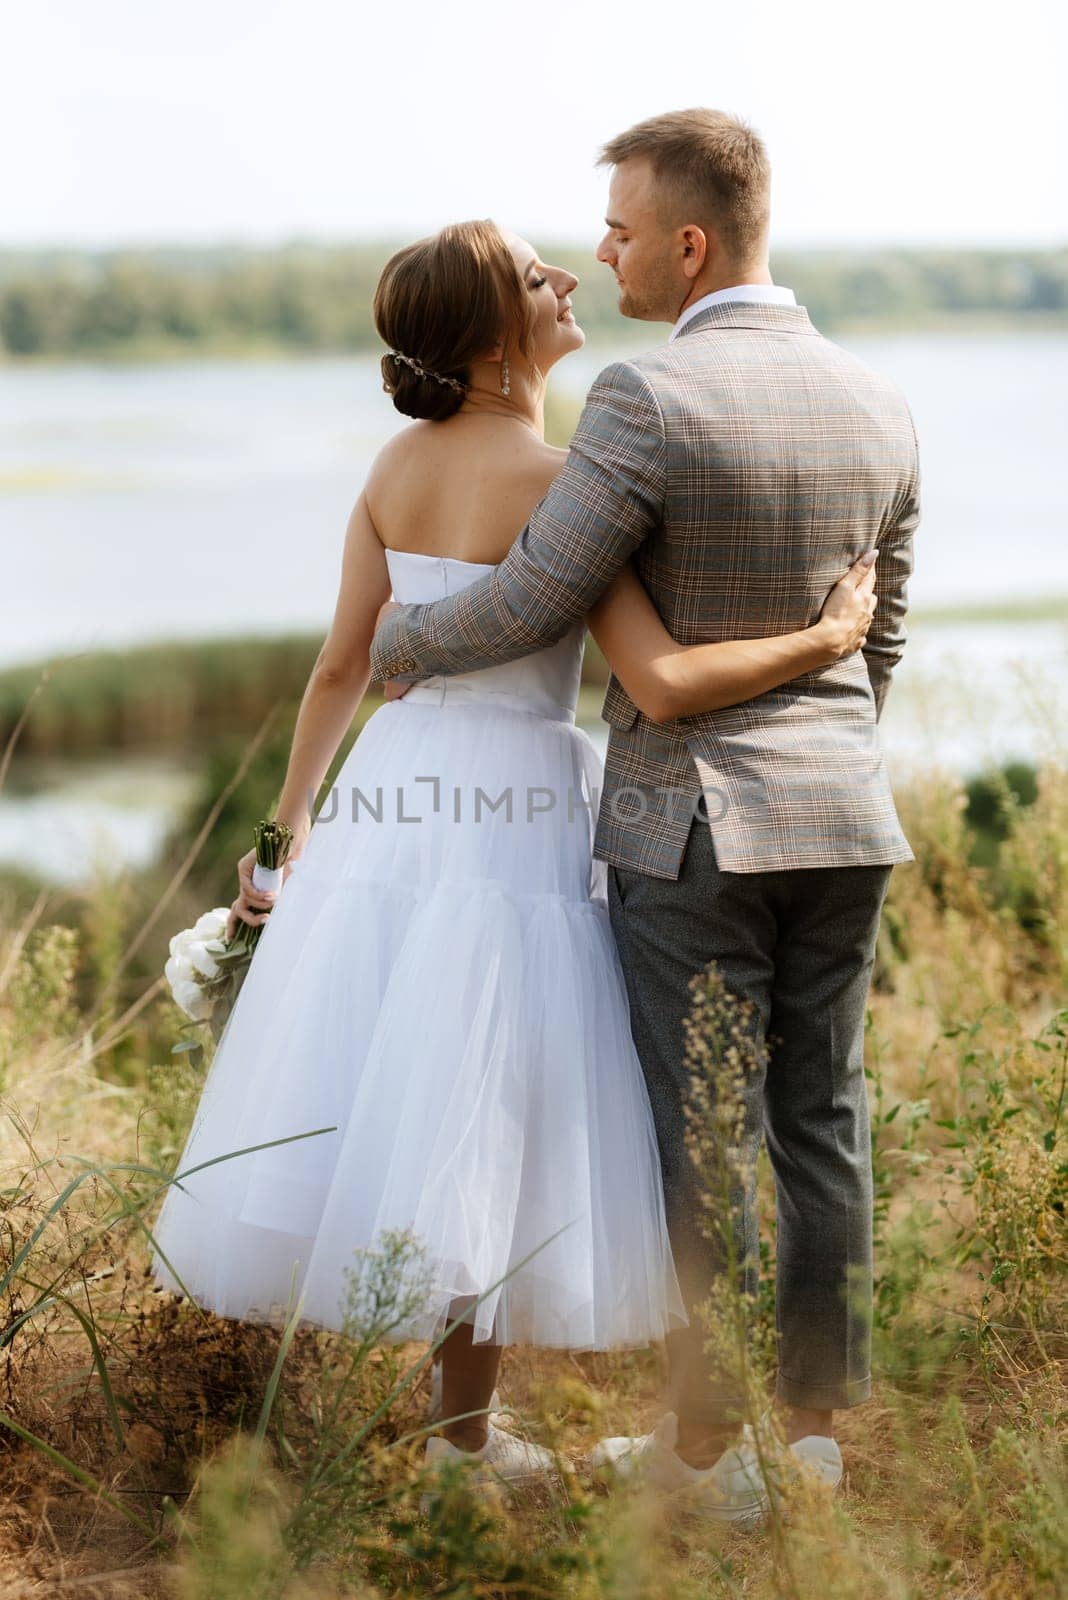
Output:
[{"xmin": 0, "ymin": 243, "xmax": 1064, "ymax": 358}]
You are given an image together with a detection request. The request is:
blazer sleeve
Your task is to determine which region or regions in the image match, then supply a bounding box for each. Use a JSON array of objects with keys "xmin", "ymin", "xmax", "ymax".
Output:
[
  {"xmin": 369, "ymin": 360, "xmax": 667, "ymax": 682},
  {"xmin": 863, "ymin": 411, "xmax": 920, "ymax": 720}
]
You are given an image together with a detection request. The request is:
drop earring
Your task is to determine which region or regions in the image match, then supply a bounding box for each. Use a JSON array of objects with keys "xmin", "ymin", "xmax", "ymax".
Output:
[{"xmin": 500, "ymin": 356, "xmax": 511, "ymax": 397}]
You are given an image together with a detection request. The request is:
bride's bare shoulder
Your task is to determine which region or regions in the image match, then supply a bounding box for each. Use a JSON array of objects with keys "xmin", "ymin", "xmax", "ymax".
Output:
[
  {"xmin": 363, "ymin": 421, "xmax": 439, "ymax": 498},
  {"xmin": 367, "ymin": 420, "xmax": 434, "ymax": 472}
]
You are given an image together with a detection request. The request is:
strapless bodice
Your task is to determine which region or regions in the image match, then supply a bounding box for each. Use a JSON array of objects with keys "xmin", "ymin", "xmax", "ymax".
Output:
[{"xmin": 383, "ymin": 549, "xmax": 585, "ymax": 723}]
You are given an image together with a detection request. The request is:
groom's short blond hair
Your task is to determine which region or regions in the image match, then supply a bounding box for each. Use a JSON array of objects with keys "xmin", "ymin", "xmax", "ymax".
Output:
[{"xmin": 599, "ymin": 109, "xmax": 771, "ymax": 263}]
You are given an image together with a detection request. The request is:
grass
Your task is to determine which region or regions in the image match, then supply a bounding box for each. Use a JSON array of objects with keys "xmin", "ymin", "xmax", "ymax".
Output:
[{"xmin": 0, "ymin": 664, "xmax": 1065, "ymax": 1597}]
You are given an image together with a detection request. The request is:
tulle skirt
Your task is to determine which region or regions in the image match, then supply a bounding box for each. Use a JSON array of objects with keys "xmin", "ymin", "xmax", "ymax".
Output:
[{"xmin": 150, "ymin": 696, "xmax": 687, "ymax": 1348}]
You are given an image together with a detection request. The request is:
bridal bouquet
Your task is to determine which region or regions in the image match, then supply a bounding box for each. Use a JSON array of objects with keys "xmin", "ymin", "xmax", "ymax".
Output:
[{"xmin": 166, "ymin": 819, "xmax": 294, "ymax": 1047}]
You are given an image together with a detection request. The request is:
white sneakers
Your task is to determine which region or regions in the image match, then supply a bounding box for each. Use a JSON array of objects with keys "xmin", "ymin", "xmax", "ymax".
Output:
[
  {"xmin": 420, "ymin": 1378, "xmax": 844, "ymax": 1522},
  {"xmin": 585, "ymin": 1411, "xmax": 770, "ymax": 1523},
  {"xmin": 585, "ymin": 1410, "xmax": 844, "ymax": 1522},
  {"xmin": 420, "ymin": 1363, "xmax": 538, "ymax": 1512},
  {"xmin": 421, "ymin": 1421, "xmax": 558, "ymax": 1511},
  {"xmin": 780, "ymin": 1433, "xmax": 844, "ymax": 1490}
]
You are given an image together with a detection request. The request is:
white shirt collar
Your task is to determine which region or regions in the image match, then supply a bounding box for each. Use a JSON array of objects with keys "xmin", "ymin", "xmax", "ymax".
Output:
[{"xmin": 670, "ymin": 283, "xmax": 797, "ymax": 341}]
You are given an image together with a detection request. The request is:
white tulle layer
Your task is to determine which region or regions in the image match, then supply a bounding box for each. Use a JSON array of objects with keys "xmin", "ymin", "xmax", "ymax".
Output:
[{"xmin": 151, "ymin": 699, "xmax": 687, "ymax": 1348}]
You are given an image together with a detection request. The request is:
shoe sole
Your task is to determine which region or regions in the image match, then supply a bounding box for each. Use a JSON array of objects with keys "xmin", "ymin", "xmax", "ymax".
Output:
[
  {"xmin": 757, "ymin": 1466, "xmax": 843, "ymax": 1521},
  {"xmin": 670, "ymin": 1482, "xmax": 770, "ymax": 1524},
  {"xmin": 691, "ymin": 1500, "xmax": 769, "ymax": 1526},
  {"xmin": 585, "ymin": 1458, "xmax": 771, "ymax": 1524}
]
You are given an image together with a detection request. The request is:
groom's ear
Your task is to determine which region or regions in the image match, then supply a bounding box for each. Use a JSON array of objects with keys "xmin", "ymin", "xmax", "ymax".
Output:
[{"xmin": 679, "ymin": 224, "xmax": 709, "ymax": 279}]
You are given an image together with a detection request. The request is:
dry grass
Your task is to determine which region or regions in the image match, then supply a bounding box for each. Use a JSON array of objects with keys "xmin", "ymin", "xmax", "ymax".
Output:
[{"xmin": 1, "ymin": 670, "xmax": 1065, "ymax": 1599}]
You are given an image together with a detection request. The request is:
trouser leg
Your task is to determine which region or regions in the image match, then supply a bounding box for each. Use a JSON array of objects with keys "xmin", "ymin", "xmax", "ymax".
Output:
[
  {"xmin": 608, "ymin": 814, "xmax": 774, "ymax": 1428},
  {"xmin": 763, "ymin": 865, "xmax": 892, "ymax": 1410}
]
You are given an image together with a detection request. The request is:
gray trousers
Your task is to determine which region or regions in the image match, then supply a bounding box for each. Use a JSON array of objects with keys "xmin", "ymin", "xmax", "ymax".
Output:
[{"xmin": 607, "ymin": 806, "xmax": 892, "ymax": 1423}]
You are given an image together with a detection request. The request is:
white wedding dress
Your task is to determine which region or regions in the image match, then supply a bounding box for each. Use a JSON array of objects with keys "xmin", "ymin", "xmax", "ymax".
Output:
[{"xmin": 151, "ymin": 549, "xmax": 687, "ymax": 1349}]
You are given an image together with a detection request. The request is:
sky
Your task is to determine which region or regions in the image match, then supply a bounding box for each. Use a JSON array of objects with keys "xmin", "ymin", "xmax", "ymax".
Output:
[{"xmin": 5, "ymin": 0, "xmax": 1067, "ymax": 252}]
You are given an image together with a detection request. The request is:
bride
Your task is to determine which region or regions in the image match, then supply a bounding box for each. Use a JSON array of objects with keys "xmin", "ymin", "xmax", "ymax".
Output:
[{"xmin": 150, "ymin": 219, "xmax": 876, "ymax": 1488}]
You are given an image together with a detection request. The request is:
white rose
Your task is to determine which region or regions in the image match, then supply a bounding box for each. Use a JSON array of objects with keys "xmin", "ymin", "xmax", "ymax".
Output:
[
  {"xmin": 164, "ymin": 951, "xmax": 194, "ymax": 992},
  {"xmin": 187, "ymin": 939, "xmax": 221, "ymax": 980},
  {"xmin": 168, "ymin": 926, "xmax": 198, "ymax": 959},
  {"xmin": 194, "ymin": 908, "xmax": 230, "ymax": 940},
  {"xmin": 171, "ymin": 976, "xmax": 213, "ymax": 1023}
]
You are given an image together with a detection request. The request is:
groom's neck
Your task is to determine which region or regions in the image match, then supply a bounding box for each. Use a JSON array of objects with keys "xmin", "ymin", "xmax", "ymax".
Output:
[{"xmin": 674, "ymin": 258, "xmax": 773, "ymax": 318}]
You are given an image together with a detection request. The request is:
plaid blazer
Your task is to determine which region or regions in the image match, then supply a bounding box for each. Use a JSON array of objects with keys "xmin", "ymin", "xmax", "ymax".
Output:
[{"xmin": 370, "ymin": 300, "xmax": 919, "ymax": 879}]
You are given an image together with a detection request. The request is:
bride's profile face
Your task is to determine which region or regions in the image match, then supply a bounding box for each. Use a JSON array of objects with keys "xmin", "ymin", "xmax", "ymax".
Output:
[{"xmin": 504, "ymin": 232, "xmax": 585, "ymax": 372}]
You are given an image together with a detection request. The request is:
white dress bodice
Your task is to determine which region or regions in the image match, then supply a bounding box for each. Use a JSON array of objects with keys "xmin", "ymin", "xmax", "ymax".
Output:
[{"xmin": 384, "ymin": 549, "xmax": 585, "ymax": 723}]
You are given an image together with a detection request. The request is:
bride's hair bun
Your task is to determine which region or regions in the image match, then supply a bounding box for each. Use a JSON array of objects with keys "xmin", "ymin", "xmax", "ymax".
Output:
[
  {"xmin": 379, "ymin": 348, "xmax": 467, "ymax": 423},
  {"xmin": 373, "ymin": 220, "xmax": 536, "ymax": 423}
]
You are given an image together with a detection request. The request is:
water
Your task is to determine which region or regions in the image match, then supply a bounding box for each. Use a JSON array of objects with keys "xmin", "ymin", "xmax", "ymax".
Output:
[
  {"xmin": 1, "ymin": 333, "xmax": 1065, "ymax": 883},
  {"xmin": 2, "ymin": 333, "xmax": 1065, "ymax": 670},
  {"xmin": 0, "ymin": 755, "xmax": 202, "ymax": 884}
]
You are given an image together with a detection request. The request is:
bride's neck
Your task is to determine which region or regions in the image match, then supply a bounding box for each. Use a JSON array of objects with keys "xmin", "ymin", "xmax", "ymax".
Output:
[{"xmin": 461, "ymin": 361, "xmax": 545, "ymax": 438}]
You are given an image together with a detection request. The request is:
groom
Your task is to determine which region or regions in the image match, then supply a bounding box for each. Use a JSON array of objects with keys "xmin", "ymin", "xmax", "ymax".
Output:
[{"xmin": 371, "ymin": 108, "xmax": 919, "ymax": 1510}]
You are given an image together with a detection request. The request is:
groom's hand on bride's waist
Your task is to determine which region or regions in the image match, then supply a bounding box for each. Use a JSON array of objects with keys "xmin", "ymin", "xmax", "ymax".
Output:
[{"xmin": 382, "ymin": 676, "xmax": 417, "ymax": 701}]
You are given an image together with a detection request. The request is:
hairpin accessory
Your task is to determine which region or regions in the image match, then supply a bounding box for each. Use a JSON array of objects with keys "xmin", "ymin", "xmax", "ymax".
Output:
[{"xmin": 388, "ymin": 349, "xmax": 467, "ymax": 396}]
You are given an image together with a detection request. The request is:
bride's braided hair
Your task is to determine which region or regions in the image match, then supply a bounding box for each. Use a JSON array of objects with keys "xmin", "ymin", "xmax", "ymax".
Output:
[{"xmin": 374, "ymin": 220, "xmax": 536, "ymax": 422}]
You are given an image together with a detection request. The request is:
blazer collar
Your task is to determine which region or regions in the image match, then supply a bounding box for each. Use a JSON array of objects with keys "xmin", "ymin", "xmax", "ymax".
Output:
[{"xmin": 671, "ymin": 300, "xmax": 819, "ymax": 339}]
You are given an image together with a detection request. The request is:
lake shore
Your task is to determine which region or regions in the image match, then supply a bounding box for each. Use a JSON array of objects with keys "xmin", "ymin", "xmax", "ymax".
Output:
[{"xmin": 3, "ymin": 307, "xmax": 1066, "ymax": 369}]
